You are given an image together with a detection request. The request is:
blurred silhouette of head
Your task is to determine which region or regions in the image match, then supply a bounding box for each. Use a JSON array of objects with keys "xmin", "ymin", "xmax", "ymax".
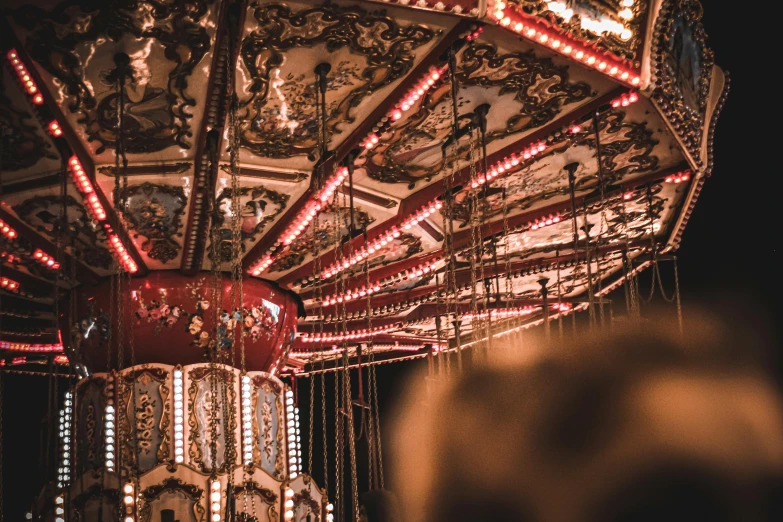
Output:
[{"xmin": 392, "ymin": 315, "xmax": 783, "ymax": 522}]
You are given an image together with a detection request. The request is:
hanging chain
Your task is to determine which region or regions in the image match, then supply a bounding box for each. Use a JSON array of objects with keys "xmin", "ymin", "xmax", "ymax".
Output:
[
  {"xmin": 467, "ymin": 129, "xmax": 481, "ymax": 357},
  {"xmin": 556, "ymin": 249, "xmax": 564, "ymax": 340},
  {"xmin": 619, "ymin": 195, "xmax": 640, "ymax": 317}
]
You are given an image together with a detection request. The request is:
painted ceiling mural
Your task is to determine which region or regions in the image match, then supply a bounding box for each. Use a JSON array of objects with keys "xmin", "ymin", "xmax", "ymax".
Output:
[
  {"xmin": 119, "ymin": 182, "xmax": 187, "ymax": 265},
  {"xmin": 214, "ymin": 184, "xmax": 290, "ymax": 262},
  {"xmin": 237, "ymin": 1, "xmax": 441, "ymax": 163},
  {"xmin": 360, "ymin": 34, "xmax": 595, "ymax": 188},
  {"xmin": 9, "ymin": 0, "xmax": 218, "ymax": 159}
]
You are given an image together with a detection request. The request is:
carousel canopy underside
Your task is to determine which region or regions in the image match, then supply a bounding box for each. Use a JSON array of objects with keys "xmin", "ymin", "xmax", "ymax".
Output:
[{"xmin": 0, "ymin": 0, "xmax": 727, "ymax": 374}]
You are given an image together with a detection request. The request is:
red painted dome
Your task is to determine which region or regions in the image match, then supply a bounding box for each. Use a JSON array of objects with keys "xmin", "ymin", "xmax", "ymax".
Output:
[{"xmin": 67, "ymin": 272, "xmax": 301, "ymax": 373}]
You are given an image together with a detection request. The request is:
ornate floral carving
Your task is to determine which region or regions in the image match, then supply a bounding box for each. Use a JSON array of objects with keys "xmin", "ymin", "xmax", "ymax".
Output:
[
  {"xmin": 238, "ymin": 2, "xmax": 437, "ymax": 158},
  {"xmin": 214, "ymin": 186, "xmax": 290, "ymax": 262},
  {"xmin": 234, "ymin": 480, "xmax": 278, "ymax": 522},
  {"xmin": 364, "ymin": 41, "xmax": 593, "ymax": 187},
  {"xmin": 138, "ymin": 477, "xmax": 205, "ymax": 522},
  {"xmin": 120, "ymin": 182, "xmax": 187, "ymax": 263},
  {"xmin": 118, "ymin": 367, "xmax": 170, "ymax": 473},
  {"xmin": 11, "ymin": 0, "xmax": 216, "ymax": 154},
  {"xmin": 187, "ymin": 366, "xmax": 237, "ymax": 473},
  {"xmin": 13, "ymin": 195, "xmax": 113, "ymax": 270}
]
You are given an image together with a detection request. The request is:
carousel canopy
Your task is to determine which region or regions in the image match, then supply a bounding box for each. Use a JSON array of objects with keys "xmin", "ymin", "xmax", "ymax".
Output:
[{"xmin": 0, "ymin": 0, "xmax": 727, "ymax": 374}]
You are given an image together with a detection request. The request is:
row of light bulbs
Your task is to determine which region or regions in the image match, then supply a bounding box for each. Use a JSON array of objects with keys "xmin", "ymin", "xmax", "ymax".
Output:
[
  {"xmin": 57, "ymin": 392, "xmax": 73, "ymax": 489},
  {"xmin": 320, "ymin": 200, "xmax": 443, "ymax": 281},
  {"xmin": 105, "ymin": 374, "xmax": 116, "ymax": 472},
  {"xmin": 493, "ymin": 5, "xmax": 641, "ymax": 87},
  {"xmin": 285, "ymin": 389, "xmax": 301, "ymax": 478},
  {"xmin": 241, "ymin": 374, "xmax": 254, "ymax": 465},
  {"xmin": 173, "ymin": 368, "xmax": 185, "ymax": 463}
]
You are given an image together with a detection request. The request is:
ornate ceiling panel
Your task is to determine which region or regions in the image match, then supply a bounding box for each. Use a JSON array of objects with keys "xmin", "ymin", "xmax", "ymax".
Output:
[
  {"xmin": 4, "ymin": 185, "xmax": 115, "ymax": 275},
  {"xmin": 199, "ymin": 171, "xmax": 306, "ymax": 271},
  {"xmin": 7, "ymin": 0, "xmax": 220, "ymax": 163},
  {"xmin": 232, "ymin": 0, "xmax": 456, "ymax": 172},
  {"xmin": 0, "ymin": 72, "xmax": 60, "ymax": 183},
  {"xmin": 445, "ymin": 102, "xmax": 685, "ymax": 228},
  {"xmin": 465, "ymin": 181, "xmax": 684, "ymax": 266},
  {"xmin": 351, "ymin": 25, "xmax": 616, "ymax": 198}
]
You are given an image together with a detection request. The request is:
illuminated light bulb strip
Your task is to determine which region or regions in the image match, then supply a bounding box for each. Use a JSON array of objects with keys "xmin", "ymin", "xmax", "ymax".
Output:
[
  {"xmin": 172, "ymin": 368, "xmax": 184, "ymax": 463},
  {"xmin": 54, "ymin": 494, "xmax": 65, "ymax": 522},
  {"xmin": 0, "ymin": 218, "xmax": 18, "ymax": 240},
  {"xmin": 250, "ymin": 167, "xmax": 349, "ymax": 275},
  {"xmin": 470, "ymin": 141, "xmax": 547, "ymax": 188},
  {"xmin": 294, "ymin": 406, "xmax": 302, "ymax": 471},
  {"xmin": 527, "ymin": 212, "xmax": 562, "ymax": 231},
  {"xmin": 285, "ymin": 389, "xmax": 298, "ymax": 478},
  {"xmin": 48, "ymin": 120, "xmax": 64, "ymax": 137},
  {"xmin": 54, "ymin": 354, "xmax": 69, "ymax": 365},
  {"xmin": 321, "ymin": 255, "xmax": 442, "ymax": 306},
  {"xmin": 0, "ymin": 277, "xmax": 20, "ymax": 293},
  {"xmin": 105, "ymin": 373, "xmax": 116, "ymax": 472},
  {"xmin": 610, "ymin": 91, "xmax": 639, "ymax": 108},
  {"xmin": 664, "ymin": 170, "xmax": 691, "ymax": 184},
  {"xmin": 241, "ymin": 374, "xmax": 253, "ymax": 466},
  {"xmin": 0, "ymin": 341, "xmax": 62, "ymax": 352},
  {"xmin": 33, "ymin": 249, "xmax": 61, "ymax": 270},
  {"xmin": 300, "ymin": 324, "xmax": 400, "ymax": 344},
  {"xmin": 57, "ymin": 391, "xmax": 73, "ymax": 489},
  {"xmin": 209, "ymin": 481, "xmax": 222, "ymax": 522},
  {"xmin": 284, "ymin": 487, "xmax": 295, "ymax": 520},
  {"xmin": 108, "ymin": 234, "xmax": 139, "ymax": 273},
  {"xmin": 321, "ymin": 199, "xmax": 443, "ymax": 280},
  {"xmin": 461, "ymin": 306, "xmax": 535, "ymax": 321},
  {"xmin": 494, "ymin": 8, "xmax": 641, "ymax": 87},
  {"xmin": 326, "ymin": 502, "xmax": 334, "ymax": 522},
  {"xmin": 6, "ymin": 50, "xmax": 44, "ymax": 104},
  {"xmin": 387, "ymin": 65, "xmax": 448, "ymax": 125},
  {"xmin": 68, "ymin": 156, "xmax": 106, "ymax": 221},
  {"xmin": 123, "ymin": 483, "xmax": 136, "ymax": 522}
]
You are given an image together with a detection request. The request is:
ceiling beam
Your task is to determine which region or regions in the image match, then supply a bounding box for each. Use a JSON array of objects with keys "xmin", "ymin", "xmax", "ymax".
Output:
[{"xmin": 180, "ymin": 0, "xmax": 247, "ymax": 274}]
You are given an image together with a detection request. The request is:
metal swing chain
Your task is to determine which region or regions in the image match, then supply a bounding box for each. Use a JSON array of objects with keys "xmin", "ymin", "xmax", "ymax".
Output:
[
  {"xmin": 467, "ymin": 130, "xmax": 481, "ymax": 356},
  {"xmin": 471, "ymin": 129, "xmax": 492, "ymax": 357},
  {"xmin": 442, "ymin": 54, "xmax": 464, "ymax": 371},
  {"xmin": 335, "ymin": 190, "xmax": 360, "ymax": 521},
  {"xmin": 363, "ymin": 252, "xmax": 378, "ymax": 490},
  {"xmin": 619, "ymin": 194, "xmax": 640, "ymax": 317},
  {"xmin": 592, "ymin": 111, "xmax": 611, "ymax": 327},
  {"xmin": 581, "ymin": 204, "xmax": 597, "ymax": 328},
  {"xmin": 556, "ymin": 249, "xmax": 564, "ymax": 340}
]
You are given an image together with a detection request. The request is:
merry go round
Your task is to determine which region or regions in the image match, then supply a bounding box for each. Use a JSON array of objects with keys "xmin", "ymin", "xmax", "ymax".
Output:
[{"xmin": 0, "ymin": 0, "xmax": 726, "ymax": 520}]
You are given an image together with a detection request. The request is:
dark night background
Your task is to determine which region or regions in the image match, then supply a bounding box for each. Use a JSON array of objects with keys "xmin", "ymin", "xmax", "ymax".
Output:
[{"xmin": 1, "ymin": 3, "xmax": 778, "ymax": 518}]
